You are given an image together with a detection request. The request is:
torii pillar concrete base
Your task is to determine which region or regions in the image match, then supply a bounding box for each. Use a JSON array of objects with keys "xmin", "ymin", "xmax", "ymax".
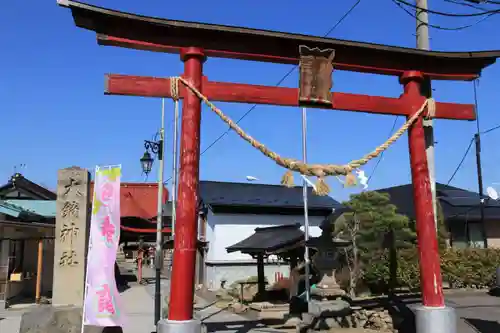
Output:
[{"xmin": 415, "ymin": 305, "xmax": 457, "ymax": 333}]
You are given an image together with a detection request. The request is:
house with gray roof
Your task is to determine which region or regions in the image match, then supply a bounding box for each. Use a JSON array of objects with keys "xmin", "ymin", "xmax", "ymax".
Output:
[
  {"xmin": 376, "ymin": 182, "xmax": 500, "ymax": 249},
  {"xmin": 193, "ymin": 180, "xmax": 344, "ymax": 290},
  {"xmin": 0, "ymin": 173, "xmax": 56, "ymax": 309}
]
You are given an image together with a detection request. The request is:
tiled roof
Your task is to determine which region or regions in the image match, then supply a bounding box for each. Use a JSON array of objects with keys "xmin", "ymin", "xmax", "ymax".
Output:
[
  {"xmin": 0, "ymin": 200, "xmax": 52, "ymax": 221},
  {"xmin": 0, "ymin": 173, "xmax": 56, "ymax": 200},
  {"xmin": 0, "ymin": 200, "xmax": 28, "ymax": 218},
  {"xmin": 5, "ymin": 200, "xmax": 56, "ymax": 218},
  {"xmin": 90, "ymin": 182, "xmax": 169, "ymax": 220},
  {"xmin": 376, "ymin": 182, "xmax": 500, "ymax": 221},
  {"xmin": 226, "ymin": 223, "xmax": 304, "ymax": 254},
  {"xmin": 199, "ymin": 181, "xmax": 343, "ymax": 210}
]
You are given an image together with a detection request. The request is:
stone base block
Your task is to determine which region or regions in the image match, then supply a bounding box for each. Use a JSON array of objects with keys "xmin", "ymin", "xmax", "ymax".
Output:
[
  {"xmin": 414, "ymin": 305, "xmax": 456, "ymax": 333},
  {"xmin": 19, "ymin": 305, "xmax": 123, "ymax": 333},
  {"xmin": 311, "ymin": 286, "xmax": 346, "ymax": 299},
  {"xmin": 157, "ymin": 319, "xmax": 203, "ymax": 333}
]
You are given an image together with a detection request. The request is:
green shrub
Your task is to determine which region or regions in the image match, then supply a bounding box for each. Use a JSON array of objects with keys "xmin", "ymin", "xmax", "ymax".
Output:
[
  {"xmin": 362, "ymin": 248, "xmax": 419, "ymax": 292},
  {"xmin": 441, "ymin": 248, "xmax": 500, "ymax": 288},
  {"xmin": 339, "ymin": 190, "xmax": 500, "ymax": 295},
  {"xmin": 362, "ymin": 247, "xmax": 500, "ymax": 293}
]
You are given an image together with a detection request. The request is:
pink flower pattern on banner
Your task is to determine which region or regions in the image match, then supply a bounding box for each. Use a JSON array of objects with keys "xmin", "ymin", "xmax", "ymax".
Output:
[
  {"xmin": 96, "ymin": 284, "xmax": 116, "ymax": 315},
  {"xmin": 84, "ymin": 166, "xmax": 123, "ymax": 327},
  {"xmin": 100, "ymin": 182, "xmax": 114, "ymax": 204},
  {"xmin": 100, "ymin": 215, "xmax": 116, "ymax": 246}
]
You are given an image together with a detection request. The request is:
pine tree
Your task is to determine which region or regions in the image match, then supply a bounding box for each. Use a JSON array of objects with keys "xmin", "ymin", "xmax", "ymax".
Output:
[
  {"xmin": 334, "ymin": 191, "xmax": 416, "ymax": 295},
  {"xmin": 342, "ymin": 191, "xmax": 416, "ymax": 258}
]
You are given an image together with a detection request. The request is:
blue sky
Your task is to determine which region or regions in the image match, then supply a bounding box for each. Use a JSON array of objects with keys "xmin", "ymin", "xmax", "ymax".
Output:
[{"xmin": 1, "ymin": 0, "xmax": 500, "ymax": 201}]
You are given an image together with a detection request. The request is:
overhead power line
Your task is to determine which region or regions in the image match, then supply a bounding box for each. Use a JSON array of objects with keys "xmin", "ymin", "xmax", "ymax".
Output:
[
  {"xmin": 394, "ymin": 0, "xmax": 500, "ymax": 16},
  {"xmin": 372, "ymin": 0, "xmax": 494, "ymax": 184},
  {"xmin": 464, "ymin": 0, "xmax": 500, "ymax": 5},
  {"xmin": 446, "ymin": 123, "xmax": 500, "ymax": 185},
  {"xmin": 481, "ymin": 124, "xmax": 500, "ymax": 135},
  {"xmin": 198, "ymin": 0, "xmax": 362, "ymax": 158},
  {"xmin": 445, "ymin": 0, "xmax": 491, "ymax": 11},
  {"xmin": 368, "ymin": 118, "xmax": 400, "ymax": 183},
  {"xmin": 447, "ymin": 80, "xmax": 500, "ymax": 186},
  {"xmin": 447, "ymin": 138, "xmax": 474, "ymax": 185},
  {"xmin": 392, "ymin": 0, "xmax": 496, "ymax": 30},
  {"xmin": 164, "ymin": 0, "xmax": 363, "ymax": 184}
]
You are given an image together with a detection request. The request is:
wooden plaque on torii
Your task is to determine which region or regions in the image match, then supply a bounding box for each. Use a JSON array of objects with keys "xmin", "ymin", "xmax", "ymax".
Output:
[{"xmin": 299, "ymin": 45, "xmax": 335, "ymax": 107}]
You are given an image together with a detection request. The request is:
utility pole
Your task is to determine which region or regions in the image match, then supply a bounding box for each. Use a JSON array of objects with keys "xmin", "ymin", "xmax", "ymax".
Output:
[
  {"xmin": 473, "ymin": 81, "xmax": 488, "ymax": 248},
  {"xmin": 414, "ymin": 2, "xmax": 456, "ymax": 333},
  {"xmin": 416, "ymin": 0, "xmax": 438, "ymax": 231},
  {"xmin": 474, "ymin": 133, "xmax": 487, "ymax": 247}
]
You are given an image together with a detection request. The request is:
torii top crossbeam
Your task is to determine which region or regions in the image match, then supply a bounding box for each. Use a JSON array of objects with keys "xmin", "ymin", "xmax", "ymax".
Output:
[
  {"xmin": 58, "ymin": 0, "xmax": 500, "ymax": 81},
  {"xmin": 58, "ymin": 0, "xmax": 500, "ymax": 330}
]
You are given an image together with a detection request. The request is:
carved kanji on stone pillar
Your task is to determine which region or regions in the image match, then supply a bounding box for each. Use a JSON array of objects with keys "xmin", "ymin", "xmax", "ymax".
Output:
[
  {"xmin": 299, "ymin": 45, "xmax": 335, "ymax": 107},
  {"xmin": 52, "ymin": 167, "xmax": 90, "ymax": 306}
]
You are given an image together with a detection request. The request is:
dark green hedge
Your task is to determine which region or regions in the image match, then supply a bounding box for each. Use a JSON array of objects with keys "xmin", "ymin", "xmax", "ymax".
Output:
[{"xmin": 362, "ymin": 248, "xmax": 500, "ymax": 292}]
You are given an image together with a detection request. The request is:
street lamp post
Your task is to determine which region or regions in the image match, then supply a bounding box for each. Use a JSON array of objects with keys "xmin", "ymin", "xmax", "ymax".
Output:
[
  {"xmin": 140, "ymin": 99, "xmax": 166, "ymax": 326},
  {"xmin": 140, "ymin": 150, "xmax": 154, "ymax": 175}
]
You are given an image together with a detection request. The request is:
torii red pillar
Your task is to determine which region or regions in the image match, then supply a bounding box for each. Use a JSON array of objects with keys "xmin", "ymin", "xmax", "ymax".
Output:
[
  {"xmin": 402, "ymin": 71, "xmax": 444, "ymax": 307},
  {"xmin": 402, "ymin": 71, "xmax": 456, "ymax": 333},
  {"xmin": 168, "ymin": 47, "xmax": 206, "ymax": 321}
]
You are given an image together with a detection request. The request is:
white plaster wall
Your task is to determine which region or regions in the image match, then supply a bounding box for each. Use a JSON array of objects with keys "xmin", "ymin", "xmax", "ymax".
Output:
[
  {"xmin": 203, "ymin": 209, "xmax": 329, "ymax": 289},
  {"xmin": 205, "ymin": 211, "xmax": 325, "ymax": 263},
  {"xmin": 205, "ymin": 215, "xmax": 215, "ymax": 259}
]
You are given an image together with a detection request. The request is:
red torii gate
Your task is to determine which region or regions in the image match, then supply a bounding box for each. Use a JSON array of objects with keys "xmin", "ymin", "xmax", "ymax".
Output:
[{"xmin": 58, "ymin": 1, "xmax": 500, "ymax": 332}]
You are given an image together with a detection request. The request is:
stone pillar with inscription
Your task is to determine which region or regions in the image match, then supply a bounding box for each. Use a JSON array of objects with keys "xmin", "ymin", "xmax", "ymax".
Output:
[{"xmin": 52, "ymin": 167, "xmax": 91, "ymax": 306}]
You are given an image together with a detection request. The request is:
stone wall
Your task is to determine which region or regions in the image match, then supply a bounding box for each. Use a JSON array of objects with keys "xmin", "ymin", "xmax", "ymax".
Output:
[{"xmin": 302, "ymin": 307, "xmax": 397, "ymax": 333}]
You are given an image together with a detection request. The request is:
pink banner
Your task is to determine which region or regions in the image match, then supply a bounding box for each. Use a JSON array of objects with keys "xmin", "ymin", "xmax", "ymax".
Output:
[{"xmin": 83, "ymin": 165, "xmax": 125, "ymax": 327}]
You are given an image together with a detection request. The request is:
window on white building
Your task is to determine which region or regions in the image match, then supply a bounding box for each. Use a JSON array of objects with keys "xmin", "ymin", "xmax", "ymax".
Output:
[{"xmin": 449, "ymin": 221, "xmax": 485, "ymax": 248}]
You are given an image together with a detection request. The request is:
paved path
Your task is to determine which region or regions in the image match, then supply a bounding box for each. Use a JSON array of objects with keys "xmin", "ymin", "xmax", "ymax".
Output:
[
  {"xmin": 0, "ymin": 285, "xmax": 157, "ymax": 333},
  {"xmin": 446, "ymin": 291, "xmax": 500, "ymax": 333},
  {"xmin": 2, "ymin": 288, "xmax": 500, "ymax": 333},
  {"xmin": 0, "ymin": 314, "xmax": 22, "ymax": 333},
  {"xmin": 120, "ymin": 286, "xmax": 500, "ymax": 333},
  {"xmin": 143, "ymin": 278, "xmax": 264, "ymax": 333},
  {"xmin": 145, "ymin": 278, "xmax": 171, "ymax": 311},
  {"xmin": 120, "ymin": 285, "xmax": 157, "ymax": 333},
  {"xmin": 392, "ymin": 290, "xmax": 500, "ymax": 333}
]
